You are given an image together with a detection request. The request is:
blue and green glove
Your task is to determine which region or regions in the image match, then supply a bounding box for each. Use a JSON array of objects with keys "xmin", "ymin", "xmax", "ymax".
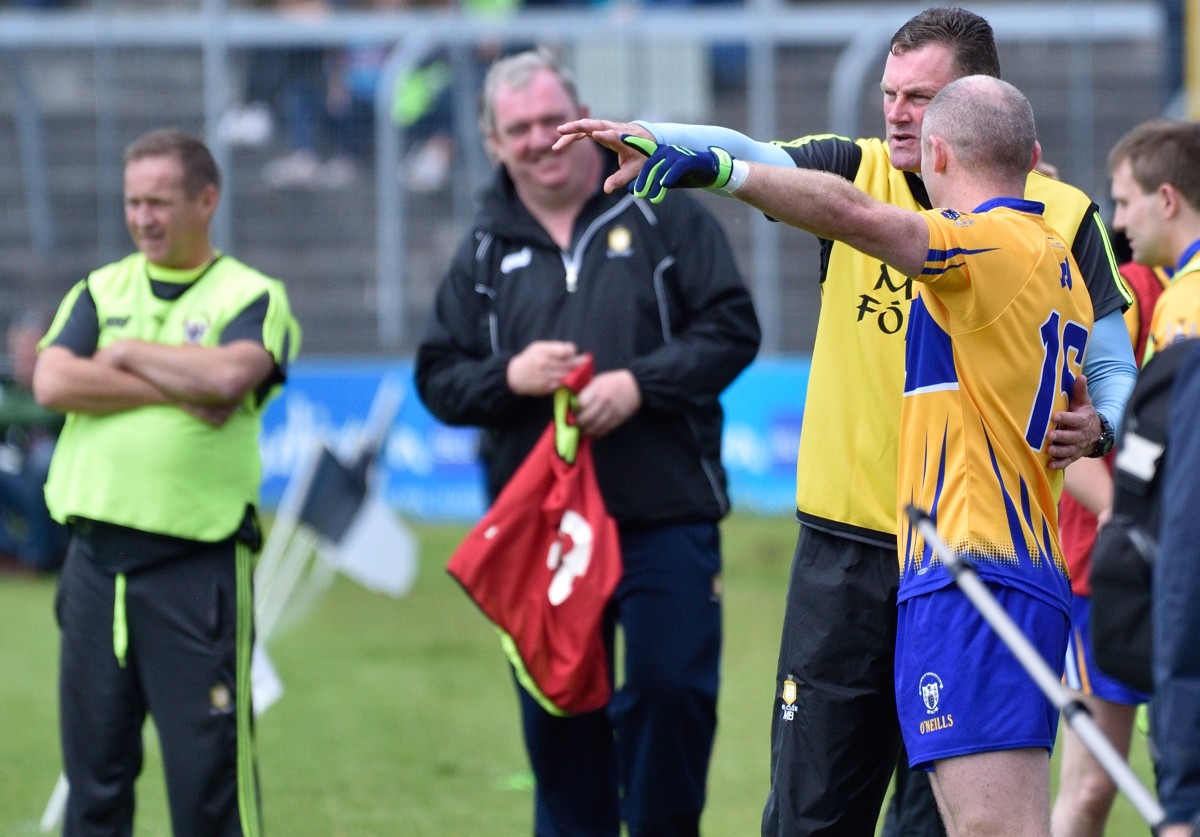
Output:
[{"xmin": 622, "ymin": 134, "xmax": 735, "ymax": 204}]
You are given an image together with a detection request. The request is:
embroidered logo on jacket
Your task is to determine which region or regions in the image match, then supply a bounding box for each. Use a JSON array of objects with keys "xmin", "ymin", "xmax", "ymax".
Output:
[
  {"xmin": 606, "ymin": 226, "xmax": 633, "ymax": 258},
  {"xmin": 501, "ymin": 247, "xmax": 533, "ymax": 274}
]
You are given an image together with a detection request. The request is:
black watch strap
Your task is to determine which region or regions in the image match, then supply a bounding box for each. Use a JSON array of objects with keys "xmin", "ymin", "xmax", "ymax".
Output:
[{"xmin": 1087, "ymin": 413, "xmax": 1115, "ymax": 458}]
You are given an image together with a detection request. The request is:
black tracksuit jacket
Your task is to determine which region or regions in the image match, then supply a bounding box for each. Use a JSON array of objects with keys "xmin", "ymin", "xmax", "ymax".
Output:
[{"xmin": 415, "ymin": 157, "xmax": 761, "ymax": 526}]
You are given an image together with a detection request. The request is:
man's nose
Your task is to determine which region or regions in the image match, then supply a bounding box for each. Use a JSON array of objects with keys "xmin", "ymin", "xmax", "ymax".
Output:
[
  {"xmin": 128, "ymin": 206, "xmax": 152, "ymax": 227},
  {"xmin": 531, "ymin": 122, "xmax": 558, "ymax": 147}
]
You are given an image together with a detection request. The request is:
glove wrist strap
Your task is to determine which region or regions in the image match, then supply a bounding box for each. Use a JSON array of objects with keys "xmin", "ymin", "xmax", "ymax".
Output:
[{"xmin": 715, "ymin": 159, "xmax": 750, "ymax": 195}]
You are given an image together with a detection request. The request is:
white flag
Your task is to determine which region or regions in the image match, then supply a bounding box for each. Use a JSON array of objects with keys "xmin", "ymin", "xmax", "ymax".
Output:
[
  {"xmin": 252, "ymin": 643, "xmax": 285, "ymax": 716},
  {"xmin": 327, "ymin": 490, "xmax": 418, "ymax": 597}
]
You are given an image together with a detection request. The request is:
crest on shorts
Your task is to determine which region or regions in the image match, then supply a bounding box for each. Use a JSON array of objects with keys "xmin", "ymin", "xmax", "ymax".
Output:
[
  {"xmin": 781, "ymin": 678, "xmax": 797, "ymax": 706},
  {"xmin": 919, "ymin": 672, "xmax": 943, "ymax": 715}
]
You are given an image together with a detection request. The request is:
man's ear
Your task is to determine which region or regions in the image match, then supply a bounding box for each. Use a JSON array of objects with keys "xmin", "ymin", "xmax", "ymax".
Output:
[
  {"xmin": 484, "ymin": 131, "xmax": 501, "ymax": 165},
  {"xmin": 1159, "ymin": 182, "xmax": 1183, "ymax": 220},
  {"xmin": 927, "ymin": 134, "xmax": 949, "ymax": 174},
  {"xmin": 1030, "ymin": 140, "xmax": 1043, "ymax": 174},
  {"xmin": 199, "ymin": 183, "xmax": 220, "ymax": 219}
]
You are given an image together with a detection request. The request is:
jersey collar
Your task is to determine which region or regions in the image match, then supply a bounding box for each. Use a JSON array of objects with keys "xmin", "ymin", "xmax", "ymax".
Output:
[
  {"xmin": 1175, "ymin": 238, "xmax": 1200, "ymax": 274},
  {"xmin": 972, "ymin": 197, "xmax": 1046, "ymax": 216}
]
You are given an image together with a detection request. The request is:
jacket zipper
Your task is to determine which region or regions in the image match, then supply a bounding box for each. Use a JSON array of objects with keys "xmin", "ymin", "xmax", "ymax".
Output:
[{"xmin": 560, "ymin": 196, "xmax": 636, "ymax": 293}]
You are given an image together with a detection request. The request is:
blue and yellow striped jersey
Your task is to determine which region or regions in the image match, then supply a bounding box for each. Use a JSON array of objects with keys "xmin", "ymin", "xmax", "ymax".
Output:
[
  {"xmin": 899, "ymin": 199, "xmax": 1094, "ymax": 614},
  {"xmin": 778, "ymin": 137, "xmax": 1124, "ymax": 548}
]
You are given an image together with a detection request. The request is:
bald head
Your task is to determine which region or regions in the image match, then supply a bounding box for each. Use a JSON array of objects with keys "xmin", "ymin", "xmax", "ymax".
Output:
[{"xmin": 922, "ymin": 75, "xmax": 1037, "ymax": 181}]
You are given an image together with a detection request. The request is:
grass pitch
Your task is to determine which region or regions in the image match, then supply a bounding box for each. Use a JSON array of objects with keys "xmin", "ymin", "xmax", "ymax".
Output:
[{"xmin": 0, "ymin": 516, "xmax": 1154, "ymax": 835}]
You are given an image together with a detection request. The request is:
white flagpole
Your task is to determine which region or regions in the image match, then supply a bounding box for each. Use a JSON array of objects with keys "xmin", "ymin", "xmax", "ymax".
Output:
[{"xmin": 39, "ymin": 773, "xmax": 68, "ymax": 833}]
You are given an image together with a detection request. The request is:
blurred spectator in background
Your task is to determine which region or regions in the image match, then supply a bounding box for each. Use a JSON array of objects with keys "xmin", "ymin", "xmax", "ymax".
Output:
[
  {"xmin": 1050, "ymin": 255, "xmax": 1168, "ymax": 837},
  {"xmin": 219, "ymin": 0, "xmax": 329, "ymax": 152},
  {"xmin": 224, "ymin": 0, "xmax": 514, "ymax": 192},
  {"xmin": 394, "ymin": 48, "xmax": 459, "ymax": 193},
  {"xmin": 1154, "ymin": 340, "xmax": 1200, "ymax": 837},
  {"xmin": 219, "ymin": 0, "xmax": 367, "ymax": 189},
  {"xmin": 253, "ymin": 0, "xmax": 365, "ymax": 189},
  {"xmin": 0, "ymin": 310, "xmax": 66, "ymax": 574},
  {"xmin": 393, "ymin": 0, "xmax": 517, "ymax": 193}
]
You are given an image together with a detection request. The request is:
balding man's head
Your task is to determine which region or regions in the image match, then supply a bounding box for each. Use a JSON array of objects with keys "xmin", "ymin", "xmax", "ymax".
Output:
[{"xmin": 922, "ymin": 75, "xmax": 1037, "ymax": 181}]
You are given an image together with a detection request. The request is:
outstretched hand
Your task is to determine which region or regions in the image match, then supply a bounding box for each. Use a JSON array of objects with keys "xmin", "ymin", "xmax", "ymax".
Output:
[
  {"xmin": 554, "ymin": 118, "xmax": 654, "ymax": 193},
  {"xmin": 622, "ymin": 136, "xmax": 733, "ymax": 204},
  {"xmin": 1047, "ymin": 374, "xmax": 1102, "ymax": 469}
]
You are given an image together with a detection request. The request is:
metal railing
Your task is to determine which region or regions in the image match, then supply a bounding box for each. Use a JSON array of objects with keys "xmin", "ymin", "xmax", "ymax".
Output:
[{"xmin": 0, "ymin": 2, "xmax": 1163, "ymax": 353}]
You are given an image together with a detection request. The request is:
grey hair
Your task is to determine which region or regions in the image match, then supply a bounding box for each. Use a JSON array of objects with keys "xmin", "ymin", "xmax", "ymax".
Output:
[{"xmin": 478, "ymin": 47, "xmax": 581, "ymax": 136}]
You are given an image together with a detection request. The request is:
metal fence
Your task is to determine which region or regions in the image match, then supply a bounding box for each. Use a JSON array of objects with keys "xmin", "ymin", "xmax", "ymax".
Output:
[{"xmin": 0, "ymin": 1, "xmax": 1166, "ymax": 355}]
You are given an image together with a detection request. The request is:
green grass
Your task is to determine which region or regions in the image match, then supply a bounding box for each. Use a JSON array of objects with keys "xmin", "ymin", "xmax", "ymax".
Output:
[{"xmin": 0, "ymin": 516, "xmax": 1156, "ymax": 835}]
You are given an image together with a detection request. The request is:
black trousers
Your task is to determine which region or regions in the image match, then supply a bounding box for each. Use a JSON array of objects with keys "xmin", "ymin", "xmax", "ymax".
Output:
[
  {"xmin": 880, "ymin": 746, "xmax": 947, "ymax": 837},
  {"xmin": 760, "ymin": 524, "xmax": 948, "ymax": 836},
  {"xmin": 761, "ymin": 524, "xmax": 901, "ymax": 836},
  {"xmin": 56, "ymin": 532, "xmax": 260, "ymax": 837}
]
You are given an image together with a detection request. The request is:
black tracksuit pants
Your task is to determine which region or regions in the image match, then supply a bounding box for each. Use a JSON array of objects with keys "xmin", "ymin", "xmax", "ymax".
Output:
[{"xmin": 55, "ymin": 528, "xmax": 260, "ymax": 837}]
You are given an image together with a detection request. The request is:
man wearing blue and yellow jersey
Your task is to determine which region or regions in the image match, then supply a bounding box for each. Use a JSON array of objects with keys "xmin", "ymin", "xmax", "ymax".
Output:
[
  {"xmin": 558, "ymin": 7, "xmax": 1136, "ymax": 835},
  {"xmin": 1109, "ymin": 120, "xmax": 1200, "ymax": 362},
  {"xmin": 621, "ymin": 73, "xmax": 1086, "ymax": 837},
  {"xmin": 33, "ymin": 128, "xmax": 299, "ymax": 837}
]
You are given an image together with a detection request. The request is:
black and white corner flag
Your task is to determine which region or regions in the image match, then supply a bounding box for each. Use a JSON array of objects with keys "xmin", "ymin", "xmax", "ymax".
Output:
[{"xmin": 297, "ymin": 444, "xmax": 417, "ymax": 597}]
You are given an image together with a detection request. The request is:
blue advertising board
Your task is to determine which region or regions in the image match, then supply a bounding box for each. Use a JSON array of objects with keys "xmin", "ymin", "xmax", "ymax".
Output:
[{"xmin": 259, "ymin": 357, "xmax": 809, "ymax": 522}]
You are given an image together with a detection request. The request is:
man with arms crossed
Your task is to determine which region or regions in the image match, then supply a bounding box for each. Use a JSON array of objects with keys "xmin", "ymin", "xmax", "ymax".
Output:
[
  {"xmin": 627, "ymin": 73, "xmax": 1089, "ymax": 836},
  {"xmin": 559, "ymin": 7, "xmax": 1135, "ymax": 835},
  {"xmin": 34, "ymin": 128, "xmax": 299, "ymax": 836}
]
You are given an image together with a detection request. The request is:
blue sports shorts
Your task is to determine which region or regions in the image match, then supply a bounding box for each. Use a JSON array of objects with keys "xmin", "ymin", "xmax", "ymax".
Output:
[
  {"xmin": 896, "ymin": 583, "xmax": 1069, "ymax": 770},
  {"xmin": 1065, "ymin": 594, "xmax": 1150, "ymax": 706}
]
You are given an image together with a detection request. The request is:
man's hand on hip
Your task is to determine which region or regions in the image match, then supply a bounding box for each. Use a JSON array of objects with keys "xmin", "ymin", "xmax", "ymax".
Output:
[{"xmin": 1048, "ymin": 374, "xmax": 1102, "ymax": 470}]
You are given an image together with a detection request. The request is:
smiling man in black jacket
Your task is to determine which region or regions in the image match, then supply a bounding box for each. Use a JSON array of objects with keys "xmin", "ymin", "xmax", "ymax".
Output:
[{"xmin": 415, "ymin": 48, "xmax": 760, "ymax": 837}]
